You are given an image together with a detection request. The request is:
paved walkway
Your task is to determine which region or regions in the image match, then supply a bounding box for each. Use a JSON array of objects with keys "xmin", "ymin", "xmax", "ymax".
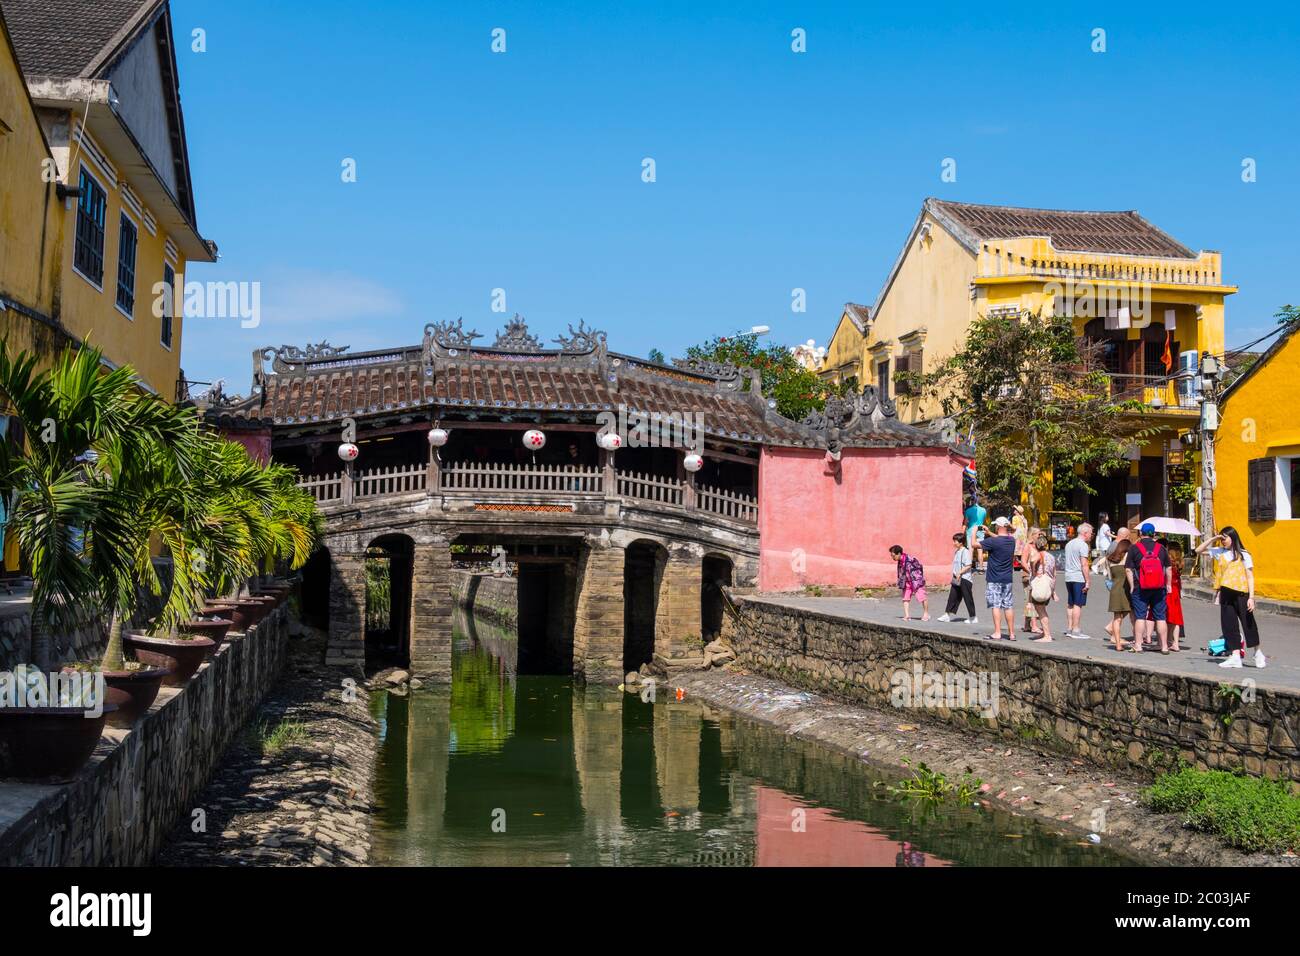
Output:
[{"xmin": 752, "ymin": 572, "xmax": 1300, "ymax": 695}]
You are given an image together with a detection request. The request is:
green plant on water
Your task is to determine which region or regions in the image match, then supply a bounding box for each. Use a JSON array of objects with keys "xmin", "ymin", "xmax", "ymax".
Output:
[
  {"xmin": 1216, "ymin": 682, "xmax": 1245, "ymax": 727},
  {"xmin": 254, "ymin": 719, "xmax": 309, "ymax": 756},
  {"xmin": 1142, "ymin": 768, "xmax": 1300, "ymax": 854},
  {"xmin": 885, "ymin": 759, "xmax": 982, "ymax": 805}
]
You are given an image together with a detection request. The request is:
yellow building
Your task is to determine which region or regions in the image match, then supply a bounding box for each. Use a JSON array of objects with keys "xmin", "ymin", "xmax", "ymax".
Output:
[
  {"xmin": 1, "ymin": 2, "xmax": 63, "ymax": 341},
  {"xmin": 822, "ymin": 198, "xmax": 1237, "ymax": 524},
  {"xmin": 0, "ymin": 0, "xmax": 216, "ymax": 398},
  {"xmin": 818, "ymin": 303, "xmax": 870, "ymax": 387},
  {"xmin": 1213, "ymin": 321, "xmax": 1300, "ymax": 602}
]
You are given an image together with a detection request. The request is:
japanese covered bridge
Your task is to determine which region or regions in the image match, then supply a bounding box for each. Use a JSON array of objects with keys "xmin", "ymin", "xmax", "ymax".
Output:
[{"xmin": 201, "ymin": 317, "xmax": 959, "ymax": 682}]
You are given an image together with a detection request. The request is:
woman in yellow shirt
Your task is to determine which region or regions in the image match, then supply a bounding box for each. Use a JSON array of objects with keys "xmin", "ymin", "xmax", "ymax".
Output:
[{"xmin": 1195, "ymin": 526, "xmax": 1263, "ymax": 669}]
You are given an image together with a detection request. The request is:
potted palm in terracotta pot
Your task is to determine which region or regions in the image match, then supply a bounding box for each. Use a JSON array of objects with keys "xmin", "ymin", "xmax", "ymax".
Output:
[
  {"xmin": 196, "ymin": 447, "xmax": 320, "ymax": 632},
  {"xmin": 0, "ymin": 345, "xmax": 198, "ymax": 770}
]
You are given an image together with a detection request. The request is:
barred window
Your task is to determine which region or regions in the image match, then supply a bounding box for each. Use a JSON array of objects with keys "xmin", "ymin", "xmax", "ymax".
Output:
[
  {"xmin": 74, "ymin": 167, "xmax": 107, "ymax": 285},
  {"xmin": 116, "ymin": 214, "xmax": 138, "ymax": 315}
]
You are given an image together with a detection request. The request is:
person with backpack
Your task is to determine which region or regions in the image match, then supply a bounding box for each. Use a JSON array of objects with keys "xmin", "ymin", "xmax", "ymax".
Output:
[
  {"xmin": 1195, "ymin": 526, "xmax": 1264, "ymax": 669},
  {"xmin": 1125, "ymin": 522, "xmax": 1172, "ymax": 654},
  {"xmin": 890, "ymin": 544, "xmax": 930, "ymax": 622}
]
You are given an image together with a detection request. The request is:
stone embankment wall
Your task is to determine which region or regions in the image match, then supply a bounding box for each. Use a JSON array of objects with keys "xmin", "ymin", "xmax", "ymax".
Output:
[
  {"xmin": 724, "ymin": 597, "xmax": 1300, "ymax": 783},
  {"xmin": 451, "ymin": 571, "xmax": 518, "ymax": 628},
  {"xmin": 0, "ymin": 606, "xmax": 290, "ymax": 865},
  {"xmin": 0, "ymin": 597, "xmax": 105, "ymax": 670}
]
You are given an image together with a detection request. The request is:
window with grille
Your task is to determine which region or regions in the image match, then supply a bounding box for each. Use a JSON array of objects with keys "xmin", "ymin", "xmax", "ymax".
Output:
[
  {"xmin": 116, "ymin": 214, "xmax": 138, "ymax": 315},
  {"xmin": 161, "ymin": 263, "xmax": 175, "ymax": 348},
  {"xmin": 74, "ymin": 167, "xmax": 107, "ymax": 285}
]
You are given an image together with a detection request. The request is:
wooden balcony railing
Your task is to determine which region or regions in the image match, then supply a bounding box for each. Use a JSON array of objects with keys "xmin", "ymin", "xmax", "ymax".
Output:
[
  {"xmin": 441, "ymin": 461, "xmax": 604, "ymax": 494},
  {"xmin": 297, "ymin": 460, "xmax": 758, "ymax": 525}
]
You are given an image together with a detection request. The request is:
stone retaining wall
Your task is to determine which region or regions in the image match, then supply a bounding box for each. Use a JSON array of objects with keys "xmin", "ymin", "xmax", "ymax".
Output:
[
  {"xmin": 451, "ymin": 571, "xmax": 518, "ymax": 628},
  {"xmin": 1, "ymin": 596, "xmax": 105, "ymax": 671},
  {"xmin": 0, "ymin": 606, "xmax": 290, "ymax": 865},
  {"xmin": 724, "ymin": 597, "xmax": 1300, "ymax": 783}
]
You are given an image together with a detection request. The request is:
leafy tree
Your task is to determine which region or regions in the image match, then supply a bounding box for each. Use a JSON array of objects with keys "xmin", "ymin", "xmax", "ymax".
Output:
[
  {"xmin": 647, "ymin": 348, "xmax": 666, "ymax": 364},
  {"xmin": 684, "ymin": 332, "xmax": 844, "ymax": 420},
  {"xmin": 901, "ymin": 310, "xmax": 1157, "ymax": 526},
  {"xmin": 1275, "ymin": 304, "xmax": 1300, "ymax": 327}
]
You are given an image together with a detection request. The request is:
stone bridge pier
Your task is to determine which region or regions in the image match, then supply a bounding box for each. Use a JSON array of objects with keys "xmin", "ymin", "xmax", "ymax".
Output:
[{"xmin": 319, "ymin": 518, "xmax": 757, "ymax": 683}]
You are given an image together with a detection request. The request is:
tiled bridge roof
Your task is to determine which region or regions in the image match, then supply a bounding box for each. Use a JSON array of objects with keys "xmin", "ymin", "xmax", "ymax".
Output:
[{"xmin": 199, "ymin": 318, "xmax": 951, "ymax": 451}]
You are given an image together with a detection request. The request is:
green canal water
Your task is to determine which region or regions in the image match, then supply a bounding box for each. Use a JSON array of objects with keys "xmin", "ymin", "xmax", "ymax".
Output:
[{"xmin": 370, "ymin": 613, "xmax": 1136, "ymax": 866}]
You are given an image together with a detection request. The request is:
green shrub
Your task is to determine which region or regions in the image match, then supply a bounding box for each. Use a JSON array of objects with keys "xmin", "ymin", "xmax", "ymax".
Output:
[{"xmin": 1142, "ymin": 768, "xmax": 1300, "ymax": 854}]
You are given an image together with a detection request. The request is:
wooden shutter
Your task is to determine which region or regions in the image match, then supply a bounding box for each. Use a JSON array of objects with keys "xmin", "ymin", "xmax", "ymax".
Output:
[
  {"xmin": 894, "ymin": 354, "xmax": 911, "ymax": 395},
  {"xmin": 1248, "ymin": 457, "xmax": 1276, "ymax": 522}
]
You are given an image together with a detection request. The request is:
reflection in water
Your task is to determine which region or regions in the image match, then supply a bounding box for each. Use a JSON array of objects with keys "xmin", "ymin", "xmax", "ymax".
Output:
[{"xmin": 370, "ymin": 612, "xmax": 1135, "ymax": 867}]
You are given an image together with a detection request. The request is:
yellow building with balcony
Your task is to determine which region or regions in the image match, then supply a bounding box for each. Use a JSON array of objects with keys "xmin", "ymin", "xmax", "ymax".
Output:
[
  {"xmin": 821, "ymin": 198, "xmax": 1236, "ymax": 525},
  {"xmin": 0, "ymin": 0, "xmax": 216, "ymax": 399}
]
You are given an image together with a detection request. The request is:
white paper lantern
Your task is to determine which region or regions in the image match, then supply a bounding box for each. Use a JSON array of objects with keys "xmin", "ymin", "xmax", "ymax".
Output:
[
  {"xmin": 598, "ymin": 432, "xmax": 623, "ymax": 451},
  {"xmin": 522, "ymin": 429, "xmax": 547, "ymax": 451},
  {"xmin": 683, "ymin": 452, "xmax": 704, "ymax": 473},
  {"xmin": 337, "ymin": 442, "xmax": 359, "ymax": 462},
  {"xmin": 427, "ymin": 427, "xmax": 449, "ymax": 447}
]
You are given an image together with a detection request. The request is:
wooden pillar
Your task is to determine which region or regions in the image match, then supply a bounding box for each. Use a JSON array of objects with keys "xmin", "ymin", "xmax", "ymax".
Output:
[
  {"xmin": 678, "ymin": 453, "xmax": 696, "ymax": 509},
  {"xmin": 426, "ymin": 442, "xmax": 440, "ymax": 494},
  {"xmin": 602, "ymin": 449, "xmax": 616, "ymax": 500},
  {"xmin": 409, "ymin": 540, "xmax": 453, "ymax": 680},
  {"xmin": 326, "ymin": 551, "xmax": 365, "ymax": 668}
]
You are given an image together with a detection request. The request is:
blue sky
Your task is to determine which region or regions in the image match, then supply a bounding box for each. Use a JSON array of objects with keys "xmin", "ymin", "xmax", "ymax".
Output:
[{"xmin": 172, "ymin": 0, "xmax": 1300, "ymax": 392}]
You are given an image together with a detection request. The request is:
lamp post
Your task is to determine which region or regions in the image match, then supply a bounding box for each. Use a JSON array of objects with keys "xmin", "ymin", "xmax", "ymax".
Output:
[{"xmin": 1196, "ymin": 352, "xmax": 1222, "ymax": 580}]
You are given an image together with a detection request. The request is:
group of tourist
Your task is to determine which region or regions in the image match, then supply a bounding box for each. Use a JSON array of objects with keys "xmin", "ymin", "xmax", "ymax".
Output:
[{"xmin": 887, "ymin": 502, "xmax": 1266, "ymax": 668}]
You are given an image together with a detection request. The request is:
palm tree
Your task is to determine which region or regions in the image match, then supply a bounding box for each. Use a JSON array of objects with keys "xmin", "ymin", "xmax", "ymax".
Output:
[
  {"xmin": 0, "ymin": 341, "xmax": 206, "ymax": 670},
  {"xmin": 2, "ymin": 341, "xmax": 323, "ymax": 673}
]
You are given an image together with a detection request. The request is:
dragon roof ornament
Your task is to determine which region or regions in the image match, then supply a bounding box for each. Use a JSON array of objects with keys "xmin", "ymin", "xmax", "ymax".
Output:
[
  {"xmin": 253, "ymin": 342, "xmax": 350, "ymax": 384},
  {"xmin": 552, "ymin": 319, "xmax": 607, "ymax": 355},
  {"xmin": 425, "ymin": 318, "xmax": 483, "ymax": 351}
]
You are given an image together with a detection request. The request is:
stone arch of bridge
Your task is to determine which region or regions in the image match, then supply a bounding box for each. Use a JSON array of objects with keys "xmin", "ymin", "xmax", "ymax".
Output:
[
  {"xmin": 365, "ymin": 533, "xmax": 416, "ymax": 668},
  {"xmin": 449, "ymin": 531, "xmax": 582, "ymax": 675},
  {"xmin": 701, "ymin": 552, "xmax": 735, "ymax": 641},
  {"xmin": 623, "ymin": 538, "xmax": 668, "ymax": 674}
]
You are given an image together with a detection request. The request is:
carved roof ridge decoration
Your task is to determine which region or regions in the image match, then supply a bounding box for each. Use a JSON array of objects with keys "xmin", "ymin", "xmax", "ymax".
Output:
[
  {"xmin": 253, "ymin": 341, "xmax": 356, "ymax": 388},
  {"xmin": 552, "ymin": 319, "xmax": 607, "ymax": 355},
  {"xmin": 425, "ymin": 318, "xmax": 483, "ymax": 351},
  {"xmin": 669, "ymin": 356, "xmax": 749, "ymax": 390},
  {"xmin": 494, "ymin": 314, "xmax": 543, "ymax": 350}
]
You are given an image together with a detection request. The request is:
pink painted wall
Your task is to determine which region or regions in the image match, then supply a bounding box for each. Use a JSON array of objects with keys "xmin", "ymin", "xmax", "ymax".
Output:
[{"xmin": 758, "ymin": 445, "xmax": 964, "ymax": 591}]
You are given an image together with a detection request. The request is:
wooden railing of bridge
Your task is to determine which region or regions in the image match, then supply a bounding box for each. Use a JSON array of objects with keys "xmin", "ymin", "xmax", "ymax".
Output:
[{"xmin": 297, "ymin": 460, "xmax": 758, "ymax": 525}]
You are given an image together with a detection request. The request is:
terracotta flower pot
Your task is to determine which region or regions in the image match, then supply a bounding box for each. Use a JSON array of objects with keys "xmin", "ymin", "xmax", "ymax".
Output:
[
  {"xmin": 215, "ymin": 600, "xmax": 267, "ymax": 631},
  {"xmin": 124, "ymin": 632, "xmax": 215, "ymax": 686},
  {"xmin": 61, "ymin": 665, "xmax": 173, "ymax": 728},
  {"xmin": 0, "ymin": 704, "xmax": 115, "ymax": 781},
  {"xmin": 179, "ymin": 616, "xmax": 233, "ymax": 652}
]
